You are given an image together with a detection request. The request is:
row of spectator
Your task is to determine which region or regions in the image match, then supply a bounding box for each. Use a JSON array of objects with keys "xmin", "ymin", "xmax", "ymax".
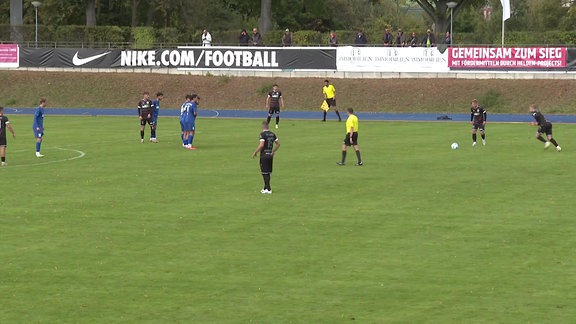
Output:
[
  {"xmin": 199, "ymin": 28, "xmax": 452, "ymax": 47},
  {"xmin": 352, "ymin": 28, "xmax": 452, "ymax": 47}
]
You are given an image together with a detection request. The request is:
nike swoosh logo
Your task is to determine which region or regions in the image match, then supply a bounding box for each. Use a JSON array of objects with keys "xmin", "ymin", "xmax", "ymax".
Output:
[{"xmin": 72, "ymin": 51, "xmax": 111, "ymax": 66}]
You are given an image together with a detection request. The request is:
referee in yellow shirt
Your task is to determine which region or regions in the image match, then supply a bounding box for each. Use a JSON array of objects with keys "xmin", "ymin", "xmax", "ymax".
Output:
[
  {"xmin": 322, "ymin": 79, "xmax": 342, "ymax": 122},
  {"xmin": 337, "ymin": 108, "xmax": 363, "ymax": 166}
]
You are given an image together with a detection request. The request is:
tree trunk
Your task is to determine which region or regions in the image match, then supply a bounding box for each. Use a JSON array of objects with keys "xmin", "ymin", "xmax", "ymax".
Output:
[
  {"xmin": 131, "ymin": 0, "xmax": 140, "ymax": 26},
  {"xmin": 86, "ymin": 0, "xmax": 97, "ymax": 27},
  {"xmin": 258, "ymin": 0, "xmax": 272, "ymax": 35},
  {"xmin": 10, "ymin": 0, "xmax": 23, "ymax": 41}
]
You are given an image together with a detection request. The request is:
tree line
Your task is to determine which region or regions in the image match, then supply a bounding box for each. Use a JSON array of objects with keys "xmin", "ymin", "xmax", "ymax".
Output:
[{"xmin": 1, "ymin": 0, "xmax": 575, "ymax": 46}]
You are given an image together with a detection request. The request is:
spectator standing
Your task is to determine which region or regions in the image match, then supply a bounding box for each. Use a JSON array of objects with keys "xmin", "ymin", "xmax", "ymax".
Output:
[
  {"xmin": 282, "ymin": 29, "xmax": 292, "ymax": 47},
  {"xmin": 355, "ymin": 29, "xmax": 368, "ymax": 46},
  {"xmin": 408, "ymin": 32, "xmax": 418, "ymax": 47},
  {"xmin": 252, "ymin": 28, "xmax": 262, "ymax": 46},
  {"xmin": 239, "ymin": 29, "xmax": 250, "ymax": 46},
  {"xmin": 442, "ymin": 31, "xmax": 452, "ymax": 46},
  {"xmin": 421, "ymin": 29, "xmax": 435, "ymax": 47},
  {"xmin": 201, "ymin": 29, "xmax": 212, "ymax": 47},
  {"xmin": 395, "ymin": 29, "xmax": 405, "ymax": 47},
  {"xmin": 329, "ymin": 31, "xmax": 338, "ymax": 47},
  {"xmin": 382, "ymin": 28, "xmax": 393, "ymax": 46}
]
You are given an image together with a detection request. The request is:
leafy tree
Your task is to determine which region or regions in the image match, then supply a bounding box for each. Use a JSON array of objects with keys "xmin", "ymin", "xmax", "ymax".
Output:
[{"xmin": 411, "ymin": 0, "xmax": 484, "ymax": 33}]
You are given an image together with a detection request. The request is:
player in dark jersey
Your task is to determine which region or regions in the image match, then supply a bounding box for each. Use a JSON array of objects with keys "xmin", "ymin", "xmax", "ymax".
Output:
[
  {"xmin": 266, "ymin": 84, "xmax": 284, "ymax": 129},
  {"xmin": 138, "ymin": 91, "xmax": 156, "ymax": 143},
  {"xmin": 470, "ymin": 99, "xmax": 487, "ymax": 146},
  {"xmin": 0, "ymin": 107, "xmax": 16, "ymax": 166},
  {"xmin": 530, "ymin": 104, "xmax": 561, "ymax": 151},
  {"xmin": 252, "ymin": 121, "xmax": 281, "ymax": 194}
]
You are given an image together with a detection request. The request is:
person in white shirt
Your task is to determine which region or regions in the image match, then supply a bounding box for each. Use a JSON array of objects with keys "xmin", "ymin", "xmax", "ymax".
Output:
[{"xmin": 202, "ymin": 29, "xmax": 212, "ymax": 47}]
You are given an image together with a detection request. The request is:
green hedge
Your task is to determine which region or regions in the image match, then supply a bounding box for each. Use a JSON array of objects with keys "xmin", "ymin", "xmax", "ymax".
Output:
[{"xmin": 1, "ymin": 24, "xmax": 576, "ymax": 47}]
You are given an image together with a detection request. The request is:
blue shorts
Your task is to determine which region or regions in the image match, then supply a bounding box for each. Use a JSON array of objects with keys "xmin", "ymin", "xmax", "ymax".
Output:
[
  {"xmin": 180, "ymin": 119, "xmax": 195, "ymax": 132},
  {"xmin": 33, "ymin": 127, "xmax": 44, "ymax": 138}
]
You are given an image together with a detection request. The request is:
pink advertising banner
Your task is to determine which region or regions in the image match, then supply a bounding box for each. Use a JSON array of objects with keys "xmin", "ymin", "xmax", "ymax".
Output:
[
  {"xmin": 448, "ymin": 47, "xmax": 566, "ymax": 69},
  {"xmin": 0, "ymin": 44, "xmax": 19, "ymax": 68}
]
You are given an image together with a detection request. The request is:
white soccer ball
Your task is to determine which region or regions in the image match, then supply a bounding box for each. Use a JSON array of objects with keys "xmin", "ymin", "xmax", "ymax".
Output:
[{"xmin": 451, "ymin": 142, "xmax": 459, "ymax": 150}]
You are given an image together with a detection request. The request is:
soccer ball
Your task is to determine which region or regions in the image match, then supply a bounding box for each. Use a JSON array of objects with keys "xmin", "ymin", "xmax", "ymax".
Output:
[{"xmin": 451, "ymin": 142, "xmax": 459, "ymax": 150}]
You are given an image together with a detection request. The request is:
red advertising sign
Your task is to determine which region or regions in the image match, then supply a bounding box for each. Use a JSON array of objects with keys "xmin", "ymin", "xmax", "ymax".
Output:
[
  {"xmin": 449, "ymin": 47, "xmax": 566, "ymax": 69},
  {"xmin": 0, "ymin": 44, "xmax": 19, "ymax": 68}
]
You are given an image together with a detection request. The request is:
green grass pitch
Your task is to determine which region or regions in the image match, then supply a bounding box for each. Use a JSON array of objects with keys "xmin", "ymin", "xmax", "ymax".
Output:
[{"xmin": 1, "ymin": 115, "xmax": 576, "ymax": 323}]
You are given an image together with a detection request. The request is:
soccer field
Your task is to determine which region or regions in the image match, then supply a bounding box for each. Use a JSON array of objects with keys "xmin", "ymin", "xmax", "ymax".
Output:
[{"xmin": 2, "ymin": 116, "xmax": 576, "ymax": 323}]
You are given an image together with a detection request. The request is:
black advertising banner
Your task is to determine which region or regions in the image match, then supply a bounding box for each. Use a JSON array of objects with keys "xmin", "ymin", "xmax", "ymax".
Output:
[
  {"xmin": 19, "ymin": 47, "xmax": 337, "ymax": 70},
  {"xmin": 565, "ymin": 48, "xmax": 576, "ymax": 70}
]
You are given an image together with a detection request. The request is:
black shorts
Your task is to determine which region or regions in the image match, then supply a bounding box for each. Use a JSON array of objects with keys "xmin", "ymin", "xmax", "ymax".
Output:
[
  {"xmin": 140, "ymin": 114, "xmax": 154, "ymax": 126},
  {"xmin": 326, "ymin": 98, "xmax": 336, "ymax": 107},
  {"xmin": 343, "ymin": 132, "xmax": 358, "ymax": 146},
  {"xmin": 0, "ymin": 136, "xmax": 6, "ymax": 146},
  {"xmin": 472, "ymin": 123, "xmax": 485, "ymax": 131},
  {"xmin": 260, "ymin": 155, "xmax": 274, "ymax": 174},
  {"xmin": 268, "ymin": 107, "xmax": 280, "ymax": 115},
  {"xmin": 538, "ymin": 122, "xmax": 553, "ymax": 135}
]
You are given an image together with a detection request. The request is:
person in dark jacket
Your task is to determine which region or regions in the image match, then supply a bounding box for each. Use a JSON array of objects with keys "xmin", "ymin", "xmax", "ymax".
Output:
[{"xmin": 354, "ymin": 29, "xmax": 367, "ymax": 46}]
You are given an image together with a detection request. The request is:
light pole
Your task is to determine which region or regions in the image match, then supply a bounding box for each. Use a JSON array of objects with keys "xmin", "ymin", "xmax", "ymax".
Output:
[
  {"xmin": 32, "ymin": 1, "xmax": 42, "ymax": 48},
  {"xmin": 447, "ymin": 2, "xmax": 457, "ymax": 46}
]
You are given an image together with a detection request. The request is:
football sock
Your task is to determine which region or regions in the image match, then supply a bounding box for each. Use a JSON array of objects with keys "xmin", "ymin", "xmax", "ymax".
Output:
[
  {"xmin": 335, "ymin": 110, "xmax": 341, "ymax": 120},
  {"xmin": 151, "ymin": 128, "xmax": 156, "ymax": 138},
  {"xmin": 472, "ymin": 134, "xmax": 477, "ymax": 142},
  {"xmin": 341, "ymin": 151, "xmax": 347, "ymax": 163},
  {"xmin": 355, "ymin": 150, "xmax": 362, "ymax": 163},
  {"xmin": 140, "ymin": 130, "xmax": 144, "ymax": 139},
  {"xmin": 276, "ymin": 116, "xmax": 279, "ymax": 125},
  {"xmin": 481, "ymin": 134, "xmax": 485, "ymax": 140},
  {"xmin": 536, "ymin": 135, "xmax": 547, "ymax": 143},
  {"xmin": 322, "ymin": 111, "xmax": 327, "ymax": 121},
  {"xmin": 266, "ymin": 116, "xmax": 271, "ymax": 124},
  {"xmin": 181, "ymin": 133, "xmax": 185, "ymax": 144},
  {"xmin": 1, "ymin": 157, "xmax": 5, "ymax": 162},
  {"xmin": 263, "ymin": 173, "xmax": 271, "ymax": 190},
  {"xmin": 36, "ymin": 142, "xmax": 41, "ymax": 152},
  {"xmin": 188, "ymin": 135, "xmax": 194, "ymax": 146},
  {"xmin": 550, "ymin": 138, "xmax": 559, "ymax": 146}
]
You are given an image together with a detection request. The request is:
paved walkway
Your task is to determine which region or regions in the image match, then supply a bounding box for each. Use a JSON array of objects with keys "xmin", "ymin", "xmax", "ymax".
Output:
[{"xmin": 6, "ymin": 108, "xmax": 576, "ymax": 123}]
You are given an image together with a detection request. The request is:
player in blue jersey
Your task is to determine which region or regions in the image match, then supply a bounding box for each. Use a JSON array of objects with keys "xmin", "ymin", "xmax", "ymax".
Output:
[
  {"xmin": 180, "ymin": 94, "xmax": 198, "ymax": 150},
  {"xmin": 32, "ymin": 98, "xmax": 47, "ymax": 157},
  {"xmin": 150, "ymin": 92, "xmax": 163, "ymax": 143},
  {"xmin": 188, "ymin": 94, "xmax": 200, "ymax": 149}
]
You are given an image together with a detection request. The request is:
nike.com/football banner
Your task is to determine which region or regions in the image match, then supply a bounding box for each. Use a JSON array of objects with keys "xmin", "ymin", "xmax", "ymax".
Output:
[{"xmin": 19, "ymin": 47, "xmax": 336, "ymax": 70}]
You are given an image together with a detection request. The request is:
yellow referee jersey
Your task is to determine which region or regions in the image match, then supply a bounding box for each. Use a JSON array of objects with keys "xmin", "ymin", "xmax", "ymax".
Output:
[
  {"xmin": 346, "ymin": 114, "xmax": 359, "ymax": 133},
  {"xmin": 323, "ymin": 84, "xmax": 336, "ymax": 99}
]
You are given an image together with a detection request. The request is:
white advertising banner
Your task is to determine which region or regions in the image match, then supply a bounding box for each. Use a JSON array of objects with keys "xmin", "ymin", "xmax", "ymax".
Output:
[{"xmin": 336, "ymin": 46, "xmax": 449, "ymax": 72}]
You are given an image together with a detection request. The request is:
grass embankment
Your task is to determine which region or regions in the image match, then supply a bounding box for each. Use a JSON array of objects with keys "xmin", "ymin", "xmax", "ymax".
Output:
[{"xmin": 1, "ymin": 70, "xmax": 576, "ymax": 114}]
